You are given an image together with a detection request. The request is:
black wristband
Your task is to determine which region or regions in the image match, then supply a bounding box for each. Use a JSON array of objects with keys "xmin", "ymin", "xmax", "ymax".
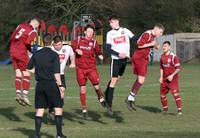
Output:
[{"xmin": 58, "ymin": 84, "xmax": 64, "ymax": 87}]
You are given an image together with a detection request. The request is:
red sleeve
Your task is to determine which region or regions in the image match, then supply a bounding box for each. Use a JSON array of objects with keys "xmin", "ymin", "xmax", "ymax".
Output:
[
  {"xmin": 72, "ymin": 39, "xmax": 78, "ymax": 52},
  {"xmin": 174, "ymin": 56, "xmax": 181, "ymax": 70},
  {"xmin": 94, "ymin": 41, "xmax": 102, "ymax": 55},
  {"xmin": 137, "ymin": 33, "xmax": 150, "ymax": 48},
  {"xmin": 25, "ymin": 31, "xmax": 37, "ymax": 45},
  {"xmin": 10, "ymin": 31, "xmax": 17, "ymax": 41},
  {"xmin": 10, "ymin": 25, "xmax": 20, "ymax": 41},
  {"xmin": 9, "ymin": 31, "xmax": 16, "ymax": 47}
]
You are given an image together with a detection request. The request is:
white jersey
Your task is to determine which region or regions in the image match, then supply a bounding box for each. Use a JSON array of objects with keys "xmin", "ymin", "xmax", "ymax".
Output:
[
  {"xmin": 51, "ymin": 45, "xmax": 74, "ymax": 75},
  {"xmin": 106, "ymin": 27, "xmax": 134, "ymax": 59}
]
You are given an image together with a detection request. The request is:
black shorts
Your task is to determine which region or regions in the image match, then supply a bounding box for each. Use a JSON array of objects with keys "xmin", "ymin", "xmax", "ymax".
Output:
[
  {"xmin": 61, "ymin": 74, "xmax": 66, "ymax": 88},
  {"xmin": 110, "ymin": 58, "xmax": 127, "ymax": 77},
  {"xmin": 35, "ymin": 81, "xmax": 63, "ymax": 109}
]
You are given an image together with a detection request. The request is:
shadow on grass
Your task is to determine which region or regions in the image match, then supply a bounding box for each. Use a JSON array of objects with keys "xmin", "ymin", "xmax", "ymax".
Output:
[
  {"xmin": 104, "ymin": 111, "xmax": 124, "ymax": 123},
  {"xmin": 125, "ymin": 131, "xmax": 200, "ymax": 138},
  {"xmin": 63, "ymin": 111, "xmax": 85, "ymax": 125},
  {"xmin": 24, "ymin": 111, "xmax": 61, "ymax": 125},
  {"xmin": 24, "ymin": 109, "xmax": 107, "ymax": 125},
  {"xmin": 136, "ymin": 105, "xmax": 178, "ymax": 116},
  {"xmin": 24, "ymin": 112, "xmax": 35, "ymax": 120},
  {"xmin": 0, "ymin": 107, "xmax": 23, "ymax": 122},
  {"xmin": 12, "ymin": 127, "xmax": 54, "ymax": 138},
  {"xmin": 136, "ymin": 105, "xmax": 162, "ymax": 113},
  {"xmin": 163, "ymin": 112, "xmax": 177, "ymax": 116},
  {"xmin": 73, "ymin": 109, "xmax": 107, "ymax": 124}
]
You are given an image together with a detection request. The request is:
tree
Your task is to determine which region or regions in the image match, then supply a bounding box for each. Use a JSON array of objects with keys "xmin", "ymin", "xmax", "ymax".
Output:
[{"xmin": 0, "ymin": 0, "xmax": 34, "ymax": 53}]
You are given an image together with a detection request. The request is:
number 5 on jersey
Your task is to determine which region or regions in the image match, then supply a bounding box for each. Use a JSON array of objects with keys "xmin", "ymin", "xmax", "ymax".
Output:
[{"xmin": 15, "ymin": 28, "xmax": 25, "ymax": 39}]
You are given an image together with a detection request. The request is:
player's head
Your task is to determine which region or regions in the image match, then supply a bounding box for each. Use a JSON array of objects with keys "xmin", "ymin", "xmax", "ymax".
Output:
[
  {"xmin": 29, "ymin": 18, "xmax": 40, "ymax": 29},
  {"xmin": 43, "ymin": 33, "xmax": 52, "ymax": 46},
  {"xmin": 153, "ymin": 23, "xmax": 165, "ymax": 38},
  {"xmin": 53, "ymin": 35, "xmax": 63, "ymax": 51},
  {"xmin": 108, "ymin": 15, "xmax": 120, "ymax": 29},
  {"xmin": 162, "ymin": 41, "xmax": 171, "ymax": 53},
  {"xmin": 84, "ymin": 25, "xmax": 94, "ymax": 40}
]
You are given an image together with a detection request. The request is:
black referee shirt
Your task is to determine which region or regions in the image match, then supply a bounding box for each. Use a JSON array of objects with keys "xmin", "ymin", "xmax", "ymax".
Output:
[{"xmin": 27, "ymin": 47, "xmax": 60, "ymax": 81}]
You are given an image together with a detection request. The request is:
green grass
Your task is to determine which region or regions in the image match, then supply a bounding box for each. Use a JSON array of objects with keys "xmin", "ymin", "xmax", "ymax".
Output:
[{"xmin": 0, "ymin": 64, "xmax": 200, "ymax": 138}]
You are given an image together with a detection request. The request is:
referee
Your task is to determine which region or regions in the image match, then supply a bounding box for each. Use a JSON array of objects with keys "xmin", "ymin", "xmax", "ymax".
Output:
[{"xmin": 27, "ymin": 34, "xmax": 67, "ymax": 138}]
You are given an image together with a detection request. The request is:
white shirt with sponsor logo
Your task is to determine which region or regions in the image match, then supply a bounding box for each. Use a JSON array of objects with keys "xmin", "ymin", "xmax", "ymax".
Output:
[
  {"xmin": 51, "ymin": 44, "xmax": 74, "ymax": 75},
  {"xmin": 106, "ymin": 27, "xmax": 134, "ymax": 59}
]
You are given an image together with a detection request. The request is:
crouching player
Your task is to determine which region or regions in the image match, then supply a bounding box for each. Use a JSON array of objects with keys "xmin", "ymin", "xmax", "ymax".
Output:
[{"xmin": 159, "ymin": 41, "xmax": 182, "ymax": 115}]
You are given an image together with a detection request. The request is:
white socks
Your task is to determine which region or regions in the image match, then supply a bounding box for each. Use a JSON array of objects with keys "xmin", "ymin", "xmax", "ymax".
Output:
[{"xmin": 128, "ymin": 92, "xmax": 136, "ymax": 101}]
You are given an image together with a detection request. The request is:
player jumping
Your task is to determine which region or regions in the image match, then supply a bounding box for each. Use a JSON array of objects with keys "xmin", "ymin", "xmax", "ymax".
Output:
[
  {"xmin": 104, "ymin": 15, "xmax": 136, "ymax": 116},
  {"xmin": 125, "ymin": 24, "xmax": 164, "ymax": 110},
  {"xmin": 9, "ymin": 18, "xmax": 40, "ymax": 106}
]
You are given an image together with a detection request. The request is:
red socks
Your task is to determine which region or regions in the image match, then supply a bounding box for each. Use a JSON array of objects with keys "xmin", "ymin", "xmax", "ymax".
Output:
[
  {"xmin": 95, "ymin": 88, "xmax": 104, "ymax": 100},
  {"xmin": 160, "ymin": 95, "xmax": 168, "ymax": 110},
  {"xmin": 173, "ymin": 93, "xmax": 182, "ymax": 111},
  {"xmin": 80, "ymin": 92, "xmax": 86, "ymax": 111},
  {"xmin": 131, "ymin": 80, "xmax": 142, "ymax": 94},
  {"xmin": 161, "ymin": 92, "xmax": 182, "ymax": 111},
  {"xmin": 15, "ymin": 76, "xmax": 22, "ymax": 94},
  {"xmin": 23, "ymin": 76, "xmax": 30, "ymax": 95}
]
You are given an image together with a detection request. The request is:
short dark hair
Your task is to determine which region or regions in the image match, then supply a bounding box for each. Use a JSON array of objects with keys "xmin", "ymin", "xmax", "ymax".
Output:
[
  {"xmin": 108, "ymin": 15, "xmax": 120, "ymax": 21},
  {"xmin": 43, "ymin": 33, "xmax": 52, "ymax": 46},
  {"xmin": 163, "ymin": 41, "xmax": 171, "ymax": 46},
  {"xmin": 53, "ymin": 35, "xmax": 62, "ymax": 43},
  {"xmin": 85, "ymin": 25, "xmax": 95, "ymax": 31},
  {"xmin": 28, "ymin": 17, "xmax": 40, "ymax": 24},
  {"xmin": 154, "ymin": 23, "xmax": 165, "ymax": 30}
]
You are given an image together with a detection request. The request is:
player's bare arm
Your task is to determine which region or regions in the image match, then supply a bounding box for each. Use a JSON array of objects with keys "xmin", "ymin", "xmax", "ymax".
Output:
[
  {"xmin": 98, "ymin": 55, "xmax": 104, "ymax": 60},
  {"xmin": 159, "ymin": 69, "xmax": 163, "ymax": 83},
  {"xmin": 27, "ymin": 68, "xmax": 35, "ymax": 74},
  {"xmin": 69, "ymin": 55, "xmax": 76, "ymax": 68},
  {"xmin": 167, "ymin": 69, "xmax": 180, "ymax": 82},
  {"xmin": 118, "ymin": 53, "xmax": 127, "ymax": 59},
  {"xmin": 76, "ymin": 49, "xmax": 83, "ymax": 55},
  {"xmin": 54, "ymin": 73, "xmax": 65, "ymax": 99},
  {"xmin": 154, "ymin": 42, "xmax": 160, "ymax": 49},
  {"xmin": 139, "ymin": 41, "xmax": 157, "ymax": 49}
]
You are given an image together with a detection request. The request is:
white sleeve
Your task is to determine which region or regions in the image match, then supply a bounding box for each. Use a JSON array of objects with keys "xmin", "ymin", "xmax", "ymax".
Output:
[
  {"xmin": 106, "ymin": 32, "xmax": 112, "ymax": 44},
  {"xmin": 125, "ymin": 28, "xmax": 134, "ymax": 38},
  {"xmin": 69, "ymin": 46, "xmax": 74, "ymax": 56},
  {"xmin": 51, "ymin": 46, "xmax": 54, "ymax": 50}
]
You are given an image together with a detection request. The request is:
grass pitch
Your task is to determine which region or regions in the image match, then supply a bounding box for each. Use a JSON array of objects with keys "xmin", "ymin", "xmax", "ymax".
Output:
[{"xmin": 0, "ymin": 64, "xmax": 200, "ymax": 138}]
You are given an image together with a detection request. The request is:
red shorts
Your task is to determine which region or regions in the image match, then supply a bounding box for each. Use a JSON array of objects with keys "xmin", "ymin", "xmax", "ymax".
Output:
[
  {"xmin": 76, "ymin": 67, "xmax": 100, "ymax": 86},
  {"xmin": 160, "ymin": 80, "xmax": 179, "ymax": 95},
  {"xmin": 10, "ymin": 52, "xmax": 29, "ymax": 71},
  {"xmin": 131, "ymin": 56, "xmax": 148, "ymax": 77}
]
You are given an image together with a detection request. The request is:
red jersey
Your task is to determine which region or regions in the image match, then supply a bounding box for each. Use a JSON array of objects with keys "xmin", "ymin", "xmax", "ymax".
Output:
[
  {"xmin": 72, "ymin": 37, "xmax": 102, "ymax": 69},
  {"xmin": 133, "ymin": 30, "xmax": 155, "ymax": 60},
  {"xmin": 9, "ymin": 23, "xmax": 37, "ymax": 54},
  {"xmin": 160, "ymin": 52, "xmax": 181, "ymax": 81}
]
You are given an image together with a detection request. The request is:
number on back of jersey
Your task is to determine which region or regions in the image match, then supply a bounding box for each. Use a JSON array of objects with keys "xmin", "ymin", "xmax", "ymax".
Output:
[{"xmin": 15, "ymin": 28, "xmax": 25, "ymax": 39}]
